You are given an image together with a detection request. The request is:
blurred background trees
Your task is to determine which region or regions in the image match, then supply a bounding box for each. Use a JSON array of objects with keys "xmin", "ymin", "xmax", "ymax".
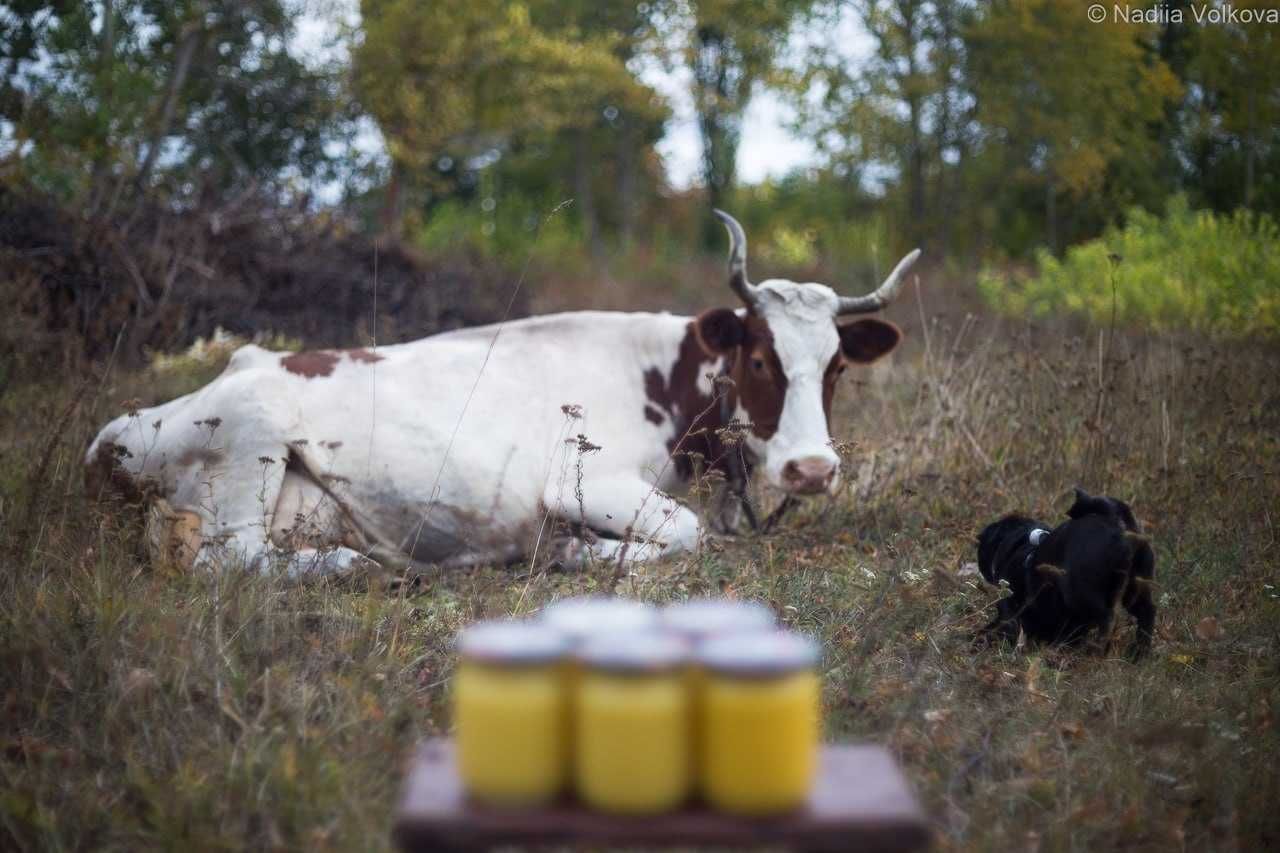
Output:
[{"xmin": 0, "ymin": 0, "xmax": 1277, "ymax": 363}]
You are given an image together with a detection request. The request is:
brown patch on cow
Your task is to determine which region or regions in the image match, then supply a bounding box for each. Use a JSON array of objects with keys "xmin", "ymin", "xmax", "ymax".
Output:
[
  {"xmin": 643, "ymin": 405, "xmax": 664, "ymax": 426},
  {"xmin": 725, "ymin": 314, "xmax": 788, "ymax": 440},
  {"xmin": 643, "ymin": 323, "xmax": 732, "ymax": 480},
  {"xmin": 347, "ymin": 348, "xmax": 384, "ymax": 364},
  {"xmin": 177, "ymin": 447, "xmax": 225, "ymax": 468},
  {"xmin": 282, "ymin": 350, "xmax": 340, "ymax": 378}
]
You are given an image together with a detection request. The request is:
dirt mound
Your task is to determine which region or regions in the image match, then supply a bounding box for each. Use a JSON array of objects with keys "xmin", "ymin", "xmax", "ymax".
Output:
[{"xmin": 0, "ymin": 184, "xmax": 526, "ymax": 375}]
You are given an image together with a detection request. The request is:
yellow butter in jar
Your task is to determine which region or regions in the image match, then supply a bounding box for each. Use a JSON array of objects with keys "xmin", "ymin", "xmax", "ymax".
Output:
[
  {"xmin": 574, "ymin": 632, "xmax": 691, "ymax": 815},
  {"xmin": 453, "ymin": 621, "xmax": 570, "ymax": 807},
  {"xmin": 697, "ymin": 631, "xmax": 821, "ymax": 816},
  {"xmin": 661, "ymin": 597, "xmax": 777, "ymax": 794}
]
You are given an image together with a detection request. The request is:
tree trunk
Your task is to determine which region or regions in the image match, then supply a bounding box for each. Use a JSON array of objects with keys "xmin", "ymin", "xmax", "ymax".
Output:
[
  {"xmin": 89, "ymin": 0, "xmax": 115, "ymax": 213},
  {"xmin": 617, "ymin": 125, "xmax": 637, "ymax": 251},
  {"xmin": 694, "ymin": 26, "xmax": 742, "ymax": 247},
  {"xmin": 380, "ymin": 161, "xmax": 404, "ymax": 239},
  {"xmin": 573, "ymin": 128, "xmax": 601, "ymax": 260},
  {"xmin": 1045, "ymin": 176, "xmax": 1058, "ymax": 254},
  {"xmin": 132, "ymin": 21, "xmax": 203, "ymax": 197},
  {"xmin": 1244, "ymin": 84, "xmax": 1256, "ymax": 208}
]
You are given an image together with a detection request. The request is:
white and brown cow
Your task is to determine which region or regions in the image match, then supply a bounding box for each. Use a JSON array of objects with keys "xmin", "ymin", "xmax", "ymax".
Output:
[{"xmin": 85, "ymin": 212, "xmax": 919, "ymax": 578}]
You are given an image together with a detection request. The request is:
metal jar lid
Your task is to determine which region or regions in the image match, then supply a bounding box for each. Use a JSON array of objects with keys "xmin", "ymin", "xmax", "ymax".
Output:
[
  {"xmin": 456, "ymin": 619, "xmax": 569, "ymax": 666},
  {"xmin": 539, "ymin": 596, "xmax": 659, "ymax": 643},
  {"xmin": 660, "ymin": 597, "xmax": 776, "ymax": 641},
  {"xmin": 696, "ymin": 630, "xmax": 820, "ymax": 677},
  {"xmin": 575, "ymin": 631, "xmax": 689, "ymax": 675}
]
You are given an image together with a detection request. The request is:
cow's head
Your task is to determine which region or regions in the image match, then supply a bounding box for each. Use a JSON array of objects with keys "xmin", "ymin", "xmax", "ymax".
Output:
[{"xmin": 695, "ymin": 211, "xmax": 919, "ymax": 495}]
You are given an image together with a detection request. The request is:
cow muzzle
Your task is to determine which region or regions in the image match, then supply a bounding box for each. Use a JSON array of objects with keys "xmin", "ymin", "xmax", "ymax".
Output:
[{"xmin": 781, "ymin": 455, "xmax": 838, "ymax": 495}]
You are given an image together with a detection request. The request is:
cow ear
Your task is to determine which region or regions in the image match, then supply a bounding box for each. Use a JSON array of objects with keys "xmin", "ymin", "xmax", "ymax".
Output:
[
  {"xmin": 694, "ymin": 308, "xmax": 745, "ymax": 355},
  {"xmin": 838, "ymin": 318, "xmax": 901, "ymax": 363}
]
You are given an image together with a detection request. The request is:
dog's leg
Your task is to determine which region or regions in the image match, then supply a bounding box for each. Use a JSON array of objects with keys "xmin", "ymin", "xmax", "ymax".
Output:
[
  {"xmin": 1123, "ymin": 534, "xmax": 1157, "ymax": 660},
  {"xmin": 1086, "ymin": 610, "xmax": 1115, "ymax": 657},
  {"xmin": 974, "ymin": 598, "xmax": 1020, "ymax": 649}
]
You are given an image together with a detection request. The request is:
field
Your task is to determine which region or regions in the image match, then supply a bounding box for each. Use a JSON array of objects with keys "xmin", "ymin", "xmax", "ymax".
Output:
[{"xmin": 2, "ymin": 270, "xmax": 1278, "ymax": 851}]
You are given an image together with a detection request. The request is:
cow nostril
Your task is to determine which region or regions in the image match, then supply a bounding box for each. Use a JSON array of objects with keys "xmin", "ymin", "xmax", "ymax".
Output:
[{"xmin": 782, "ymin": 457, "xmax": 838, "ymax": 494}]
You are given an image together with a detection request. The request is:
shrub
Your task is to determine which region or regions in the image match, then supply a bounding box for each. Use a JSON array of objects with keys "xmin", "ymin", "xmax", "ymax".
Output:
[{"xmin": 978, "ymin": 196, "xmax": 1280, "ymax": 337}]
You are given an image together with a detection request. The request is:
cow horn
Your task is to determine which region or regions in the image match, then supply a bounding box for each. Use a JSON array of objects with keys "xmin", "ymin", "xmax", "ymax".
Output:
[
  {"xmin": 837, "ymin": 248, "xmax": 922, "ymax": 316},
  {"xmin": 713, "ymin": 209, "xmax": 759, "ymax": 309}
]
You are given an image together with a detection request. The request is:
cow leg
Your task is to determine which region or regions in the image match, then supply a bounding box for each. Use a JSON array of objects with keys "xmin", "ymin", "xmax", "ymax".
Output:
[
  {"xmin": 542, "ymin": 476, "xmax": 703, "ymax": 567},
  {"xmin": 183, "ymin": 449, "xmax": 377, "ymax": 582}
]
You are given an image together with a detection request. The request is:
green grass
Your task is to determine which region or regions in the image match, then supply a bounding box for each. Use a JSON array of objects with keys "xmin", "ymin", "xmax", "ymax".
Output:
[
  {"xmin": 979, "ymin": 196, "xmax": 1280, "ymax": 339},
  {"xmin": 2, "ymin": 301, "xmax": 1278, "ymax": 850}
]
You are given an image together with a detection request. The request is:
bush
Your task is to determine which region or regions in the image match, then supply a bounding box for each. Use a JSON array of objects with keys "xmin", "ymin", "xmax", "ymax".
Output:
[
  {"xmin": 978, "ymin": 196, "xmax": 1280, "ymax": 337},
  {"xmin": 0, "ymin": 182, "xmax": 528, "ymax": 378}
]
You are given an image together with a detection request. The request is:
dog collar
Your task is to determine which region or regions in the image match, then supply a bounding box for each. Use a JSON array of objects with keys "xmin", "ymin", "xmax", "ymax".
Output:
[{"xmin": 1024, "ymin": 528, "xmax": 1050, "ymax": 569}]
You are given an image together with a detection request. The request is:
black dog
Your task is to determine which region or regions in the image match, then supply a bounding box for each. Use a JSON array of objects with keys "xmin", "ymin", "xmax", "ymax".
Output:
[{"xmin": 976, "ymin": 489, "xmax": 1155, "ymax": 659}]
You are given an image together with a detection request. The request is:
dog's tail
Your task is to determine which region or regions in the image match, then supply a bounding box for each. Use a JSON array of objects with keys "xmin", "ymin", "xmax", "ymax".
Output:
[{"xmin": 1121, "ymin": 532, "xmax": 1156, "ymax": 659}]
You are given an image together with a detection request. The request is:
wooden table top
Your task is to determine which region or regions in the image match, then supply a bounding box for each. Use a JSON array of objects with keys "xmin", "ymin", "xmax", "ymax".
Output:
[{"xmin": 394, "ymin": 739, "xmax": 931, "ymax": 852}]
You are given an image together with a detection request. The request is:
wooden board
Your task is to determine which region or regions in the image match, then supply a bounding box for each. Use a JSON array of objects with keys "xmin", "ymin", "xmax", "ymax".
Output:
[{"xmin": 394, "ymin": 739, "xmax": 930, "ymax": 852}]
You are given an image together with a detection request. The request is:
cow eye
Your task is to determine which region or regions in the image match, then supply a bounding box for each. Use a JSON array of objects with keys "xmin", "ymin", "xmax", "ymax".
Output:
[{"xmin": 751, "ymin": 356, "xmax": 766, "ymax": 373}]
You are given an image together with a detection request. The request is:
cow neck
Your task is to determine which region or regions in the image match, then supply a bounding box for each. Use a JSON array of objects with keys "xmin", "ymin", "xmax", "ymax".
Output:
[{"xmin": 643, "ymin": 321, "xmax": 742, "ymax": 484}]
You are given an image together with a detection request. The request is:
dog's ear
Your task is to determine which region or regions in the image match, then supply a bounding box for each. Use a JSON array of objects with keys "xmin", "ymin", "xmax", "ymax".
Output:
[
  {"xmin": 1067, "ymin": 486, "xmax": 1094, "ymax": 519},
  {"xmin": 975, "ymin": 522, "xmax": 1003, "ymax": 584}
]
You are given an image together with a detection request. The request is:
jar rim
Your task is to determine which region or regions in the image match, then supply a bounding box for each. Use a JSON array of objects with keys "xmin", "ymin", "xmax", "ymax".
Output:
[
  {"xmin": 540, "ymin": 595, "xmax": 659, "ymax": 642},
  {"xmin": 456, "ymin": 619, "xmax": 569, "ymax": 665},
  {"xmin": 660, "ymin": 597, "xmax": 776, "ymax": 639},
  {"xmin": 696, "ymin": 629, "xmax": 819, "ymax": 676},
  {"xmin": 575, "ymin": 630, "xmax": 689, "ymax": 673}
]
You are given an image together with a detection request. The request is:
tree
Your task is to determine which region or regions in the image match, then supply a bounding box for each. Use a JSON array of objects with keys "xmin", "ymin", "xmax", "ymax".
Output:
[
  {"xmin": 1182, "ymin": 0, "xmax": 1280, "ymax": 213},
  {"xmin": 796, "ymin": 0, "xmax": 976, "ymax": 251},
  {"xmin": 1, "ymin": 1, "xmax": 352, "ymax": 211},
  {"xmin": 682, "ymin": 0, "xmax": 812, "ymax": 242},
  {"xmin": 354, "ymin": 0, "xmax": 647, "ymax": 234},
  {"xmin": 966, "ymin": 0, "xmax": 1181, "ymax": 250}
]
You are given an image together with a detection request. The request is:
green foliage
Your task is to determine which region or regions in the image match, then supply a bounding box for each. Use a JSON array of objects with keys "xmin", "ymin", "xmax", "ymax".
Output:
[
  {"xmin": 355, "ymin": 1, "xmax": 650, "ymax": 176},
  {"xmin": 979, "ymin": 197, "xmax": 1280, "ymax": 337},
  {"xmin": 2, "ymin": 1, "xmax": 353, "ymax": 207},
  {"xmin": 416, "ymin": 192, "xmax": 587, "ymax": 271},
  {"xmin": 732, "ymin": 174, "xmax": 896, "ymax": 280},
  {"xmin": 1181, "ymin": 0, "xmax": 1280, "ymax": 214}
]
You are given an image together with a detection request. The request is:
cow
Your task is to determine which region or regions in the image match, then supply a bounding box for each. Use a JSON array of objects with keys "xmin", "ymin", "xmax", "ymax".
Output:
[{"xmin": 85, "ymin": 212, "xmax": 919, "ymax": 579}]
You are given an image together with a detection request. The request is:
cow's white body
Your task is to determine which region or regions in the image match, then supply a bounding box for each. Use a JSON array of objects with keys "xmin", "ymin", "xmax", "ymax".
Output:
[
  {"xmin": 86, "ymin": 215, "xmax": 918, "ymax": 579},
  {"xmin": 87, "ymin": 310, "xmax": 726, "ymax": 576}
]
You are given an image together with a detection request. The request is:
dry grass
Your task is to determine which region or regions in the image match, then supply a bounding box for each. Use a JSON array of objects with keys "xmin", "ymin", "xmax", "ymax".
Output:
[{"xmin": 2, "ymin": 286, "xmax": 1278, "ymax": 851}]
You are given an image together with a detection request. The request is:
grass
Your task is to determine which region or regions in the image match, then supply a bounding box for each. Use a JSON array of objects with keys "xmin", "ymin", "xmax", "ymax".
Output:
[{"xmin": 1, "ymin": 279, "xmax": 1279, "ymax": 851}]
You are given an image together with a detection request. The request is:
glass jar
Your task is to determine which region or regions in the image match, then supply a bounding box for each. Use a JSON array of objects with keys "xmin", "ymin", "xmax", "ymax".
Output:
[
  {"xmin": 573, "ymin": 632, "xmax": 691, "ymax": 815},
  {"xmin": 697, "ymin": 631, "xmax": 821, "ymax": 816},
  {"xmin": 661, "ymin": 597, "xmax": 777, "ymax": 790},
  {"xmin": 540, "ymin": 596, "xmax": 659, "ymax": 645},
  {"xmin": 453, "ymin": 620, "xmax": 570, "ymax": 807}
]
